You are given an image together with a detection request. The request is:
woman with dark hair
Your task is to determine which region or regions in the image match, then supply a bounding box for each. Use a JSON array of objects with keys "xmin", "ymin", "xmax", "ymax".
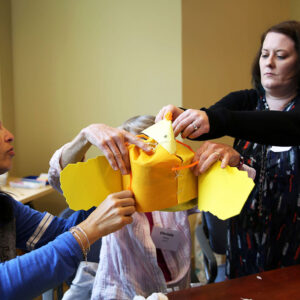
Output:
[
  {"xmin": 157, "ymin": 20, "xmax": 300, "ymax": 278},
  {"xmin": 0, "ymin": 122, "xmax": 136, "ymax": 300},
  {"xmin": 157, "ymin": 21, "xmax": 300, "ymax": 146}
]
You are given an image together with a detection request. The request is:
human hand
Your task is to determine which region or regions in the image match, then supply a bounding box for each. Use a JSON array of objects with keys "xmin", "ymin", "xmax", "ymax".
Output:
[
  {"xmin": 79, "ymin": 190, "xmax": 135, "ymax": 244},
  {"xmin": 81, "ymin": 124, "xmax": 153, "ymax": 175},
  {"xmin": 172, "ymin": 109, "xmax": 210, "ymax": 138},
  {"xmin": 192, "ymin": 141, "xmax": 240, "ymax": 175},
  {"xmin": 155, "ymin": 105, "xmax": 184, "ymax": 123}
]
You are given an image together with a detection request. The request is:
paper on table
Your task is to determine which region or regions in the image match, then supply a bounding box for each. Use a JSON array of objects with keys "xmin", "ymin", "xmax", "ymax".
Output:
[{"xmin": 198, "ymin": 161, "xmax": 255, "ymax": 220}]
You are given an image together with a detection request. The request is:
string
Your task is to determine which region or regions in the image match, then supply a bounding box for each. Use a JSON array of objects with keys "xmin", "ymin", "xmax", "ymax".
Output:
[{"xmin": 172, "ymin": 160, "xmax": 199, "ymax": 171}]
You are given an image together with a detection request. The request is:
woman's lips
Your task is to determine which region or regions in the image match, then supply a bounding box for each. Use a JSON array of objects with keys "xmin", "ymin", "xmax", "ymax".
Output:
[{"xmin": 7, "ymin": 148, "xmax": 15, "ymax": 156}]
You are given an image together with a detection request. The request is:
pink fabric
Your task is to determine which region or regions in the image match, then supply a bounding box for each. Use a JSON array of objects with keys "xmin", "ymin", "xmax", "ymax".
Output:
[{"xmin": 91, "ymin": 211, "xmax": 193, "ymax": 299}]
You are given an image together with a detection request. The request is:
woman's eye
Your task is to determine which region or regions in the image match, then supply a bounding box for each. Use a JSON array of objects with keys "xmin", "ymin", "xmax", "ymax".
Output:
[{"xmin": 261, "ymin": 54, "xmax": 268, "ymax": 58}]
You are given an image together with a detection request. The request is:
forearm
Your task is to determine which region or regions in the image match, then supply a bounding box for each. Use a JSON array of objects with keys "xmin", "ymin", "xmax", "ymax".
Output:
[
  {"xmin": 15, "ymin": 198, "xmax": 93, "ymax": 251},
  {"xmin": 0, "ymin": 233, "xmax": 82, "ymax": 300},
  {"xmin": 60, "ymin": 130, "xmax": 91, "ymax": 169},
  {"xmin": 203, "ymin": 108, "xmax": 300, "ymax": 146},
  {"xmin": 48, "ymin": 131, "xmax": 91, "ymax": 192}
]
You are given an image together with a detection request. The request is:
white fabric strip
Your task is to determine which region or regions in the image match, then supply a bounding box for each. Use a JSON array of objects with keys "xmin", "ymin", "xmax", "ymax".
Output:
[{"xmin": 26, "ymin": 213, "xmax": 54, "ymax": 250}]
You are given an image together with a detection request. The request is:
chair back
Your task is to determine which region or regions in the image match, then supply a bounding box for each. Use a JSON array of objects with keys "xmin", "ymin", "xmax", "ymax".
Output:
[{"xmin": 203, "ymin": 212, "xmax": 228, "ymax": 255}]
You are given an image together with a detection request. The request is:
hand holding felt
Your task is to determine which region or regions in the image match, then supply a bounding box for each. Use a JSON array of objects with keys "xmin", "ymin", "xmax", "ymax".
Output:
[{"xmin": 61, "ymin": 114, "xmax": 254, "ymax": 219}]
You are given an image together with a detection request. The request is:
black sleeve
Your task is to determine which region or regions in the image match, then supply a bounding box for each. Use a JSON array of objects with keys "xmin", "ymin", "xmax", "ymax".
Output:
[
  {"xmin": 208, "ymin": 89, "xmax": 258, "ymax": 111},
  {"xmin": 202, "ymin": 108, "xmax": 300, "ymax": 146},
  {"xmin": 187, "ymin": 89, "xmax": 259, "ymax": 141}
]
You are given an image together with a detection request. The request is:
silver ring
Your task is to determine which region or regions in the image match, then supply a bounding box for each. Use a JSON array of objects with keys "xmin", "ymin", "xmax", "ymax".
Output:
[
  {"xmin": 193, "ymin": 123, "xmax": 198, "ymax": 131},
  {"xmin": 214, "ymin": 152, "xmax": 221, "ymax": 158}
]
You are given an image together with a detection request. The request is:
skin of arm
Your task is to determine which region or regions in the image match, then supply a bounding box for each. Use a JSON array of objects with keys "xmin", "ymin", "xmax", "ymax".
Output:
[
  {"xmin": 156, "ymin": 90, "xmax": 300, "ymax": 145},
  {"xmin": 60, "ymin": 124, "xmax": 153, "ymax": 175}
]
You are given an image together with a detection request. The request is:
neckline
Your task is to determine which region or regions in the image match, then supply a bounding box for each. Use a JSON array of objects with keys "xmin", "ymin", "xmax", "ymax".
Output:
[{"xmin": 262, "ymin": 96, "xmax": 297, "ymax": 112}]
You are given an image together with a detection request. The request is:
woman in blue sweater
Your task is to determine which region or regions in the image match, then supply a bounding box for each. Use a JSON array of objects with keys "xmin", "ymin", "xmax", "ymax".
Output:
[{"xmin": 0, "ymin": 121, "xmax": 136, "ymax": 300}]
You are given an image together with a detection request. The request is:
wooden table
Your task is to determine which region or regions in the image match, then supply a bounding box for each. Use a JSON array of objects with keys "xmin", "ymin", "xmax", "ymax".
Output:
[
  {"xmin": 1, "ymin": 177, "xmax": 54, "ymax": 204},
  {"xmin": 168, "ymin": 264, "xmax": 300, "ymax": 300}
]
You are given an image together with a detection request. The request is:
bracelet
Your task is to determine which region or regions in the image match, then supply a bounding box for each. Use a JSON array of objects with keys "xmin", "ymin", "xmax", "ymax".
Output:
[
  {"xmin": 76, "ymin": 225, "xmax": 91, "ymax": 252},
  {"xmin": 69, "ymin": 226, "xmax": 90, "ymax": 262}
]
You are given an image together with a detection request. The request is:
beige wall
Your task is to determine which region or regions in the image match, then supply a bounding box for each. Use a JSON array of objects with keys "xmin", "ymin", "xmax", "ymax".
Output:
[
  {"xmin": 10, "ymin": 0, "xmax": 182, "ymax": 214},
  {"xmin": 182, "ymin": 0, "xmax": 291, "ymax": 149},
  {"xmin": 2, "ymin": 0, "xmax": 298, "ymax": 214},
  {"xmin": 291, "ymin": 0, "xmax": 300, "ymax": 19},
  {"xmin": 0, "ymin": 0, "xmax": 15, "ymax": 136}
]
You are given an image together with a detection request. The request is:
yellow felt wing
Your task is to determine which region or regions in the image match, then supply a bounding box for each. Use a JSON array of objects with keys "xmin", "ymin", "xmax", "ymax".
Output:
[
  {"xmin": 197, "ymin": 161, "xmax": 254, "ymax": 220},
  {"xmin": 60, "ymin": 156, "xmax": 122, "ymax": 211}
]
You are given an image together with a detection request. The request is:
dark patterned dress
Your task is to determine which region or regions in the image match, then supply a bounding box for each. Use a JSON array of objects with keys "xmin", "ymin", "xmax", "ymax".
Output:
[{"xmin": 226, "ymin": 96, "xmax": 300, "ymax": 278}]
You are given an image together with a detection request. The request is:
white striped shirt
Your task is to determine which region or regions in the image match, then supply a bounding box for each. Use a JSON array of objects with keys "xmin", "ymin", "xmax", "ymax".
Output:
[{"xmin": 91, "ymin": 210, "xmax": 196, "ymax": 300}]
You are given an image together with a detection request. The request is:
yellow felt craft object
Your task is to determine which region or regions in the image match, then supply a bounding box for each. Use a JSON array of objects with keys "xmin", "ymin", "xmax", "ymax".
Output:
[
  {"xmin": 142, "ymin": 115, "xmax": 176, "ymax": 154},
  {"xmin": 60, "ymin": 140, "xmax": 198, "ymax": 212},
  {"xmin": 125, "ymin": 138, "xmax": 197, "ymax": 212},
  {"xmin": 60, "ymin": 112, "xmax": 254, "ymax": 218}
]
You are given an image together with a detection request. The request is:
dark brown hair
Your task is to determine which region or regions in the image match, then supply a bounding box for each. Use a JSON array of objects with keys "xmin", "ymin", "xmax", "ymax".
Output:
[{"xmin": 251, "ymin": 20, "xmax": 300, "ymax": 94}]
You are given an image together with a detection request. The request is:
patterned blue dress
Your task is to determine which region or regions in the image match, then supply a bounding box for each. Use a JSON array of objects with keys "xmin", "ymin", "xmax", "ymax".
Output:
[{"xmin": 226, "ymin": 96, "xmax": 300, "ymax": 278}]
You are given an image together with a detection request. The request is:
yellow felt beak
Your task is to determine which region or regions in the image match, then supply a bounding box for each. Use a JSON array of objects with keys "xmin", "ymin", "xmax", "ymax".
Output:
[{"xmin": 142, "ymin": 117, "xmax": 176, "ymax": 154}]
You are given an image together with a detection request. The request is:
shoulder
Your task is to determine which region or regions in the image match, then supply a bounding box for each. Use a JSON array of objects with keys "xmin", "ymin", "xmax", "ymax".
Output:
[
  {"xmin": 211, "ymin": 89, "xmax": 259, "ymax": 111},
  {"xmin": 225, "ymin": 89, "xmax": 258, "ymax": 103},
  {"xmin": 227, "ymin": 89, "xmax": 258, "ymax": 98}
]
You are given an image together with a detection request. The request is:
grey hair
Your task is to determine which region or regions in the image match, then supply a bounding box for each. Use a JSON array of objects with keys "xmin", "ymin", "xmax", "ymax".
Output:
[{"xmin": 120, "ymin": 115, "xmax": 155, "ymax": 135}]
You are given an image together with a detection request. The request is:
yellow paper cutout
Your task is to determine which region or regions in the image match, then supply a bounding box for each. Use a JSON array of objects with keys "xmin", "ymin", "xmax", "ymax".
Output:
[
  {"xmin": 61, "ymin": 118, "xmax": 254, "ymax": 218},
  {"xmin": 60, "ymin": 139, "xmax": 198, "ymax": 212},
  {"xmin": 61, "ymin": 156, "xmax": 122, "ymax": 211},
  {"xmin": 197, "ymin": 161, "xmax": 255, "ymax": 220},
  {"xmin": 127, "ymin": 140, "xmax": 197, "ymax": 212},
  {"xmin": 142, "ymin": 118, "xmax": 176, "ymax": 154}
]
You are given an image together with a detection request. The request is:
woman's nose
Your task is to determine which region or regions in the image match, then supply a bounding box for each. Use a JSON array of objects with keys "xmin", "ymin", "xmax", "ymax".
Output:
[
  {"xmin": 265, "ymin": 54, "xmax": 275, "ymax": 67},
  {"xmin": 4, "ymin": 128, "xmax": 14, "ymax": 142}
]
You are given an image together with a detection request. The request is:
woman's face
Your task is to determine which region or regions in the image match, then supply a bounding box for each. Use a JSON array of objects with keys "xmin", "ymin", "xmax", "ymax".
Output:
[
  {"xmin": 259, "ymin": 32, "xmax": 298, "ymax": 96},
  {"xmin": 0, "ymin": 122, "xmax": 14, "ymax": 174}
]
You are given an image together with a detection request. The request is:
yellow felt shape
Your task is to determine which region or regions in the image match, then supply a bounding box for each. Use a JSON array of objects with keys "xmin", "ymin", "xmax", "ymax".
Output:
[
  {"xmin": 142, "ymin": 118, "xmax": 176, "ymax": 154},
  {"xmin": 61, "ymin": 156, "xmax": 122, "ymax": 211},
  {"xmin": 60, "ymin": 139, "xmax": 198, "ymax": 212},
  {"xmin": 197, "ymin": 161, "xmax": 255, "ymax": 220},
  {"xmin": 126, "ymin": 138, "xmax": 197, "ymax": 212}
]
